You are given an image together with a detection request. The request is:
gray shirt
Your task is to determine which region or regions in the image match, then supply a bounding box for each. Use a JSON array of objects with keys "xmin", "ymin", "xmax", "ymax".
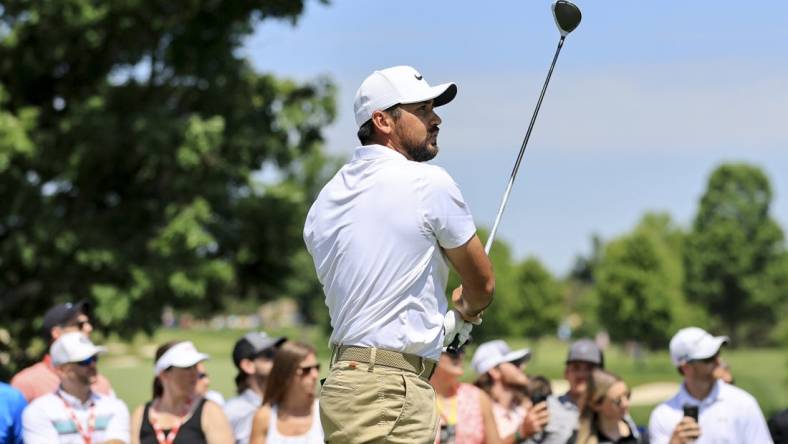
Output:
[
  {"xmin": 223, "ymin": 389, "xmax": 262, "ymax": 444},
  {"xmin": 525, "ymin": 393, "xmax": 579, "ymax": 444}
]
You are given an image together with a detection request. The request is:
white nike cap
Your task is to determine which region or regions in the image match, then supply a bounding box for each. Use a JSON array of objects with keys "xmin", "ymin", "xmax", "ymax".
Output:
[
  {"xmin": 669, "ymin": 327, "xmax": 728, "ymax": 367},
  {"xmin": 353, "ymin": 65, "xmax": 457, "ymax": 128}
]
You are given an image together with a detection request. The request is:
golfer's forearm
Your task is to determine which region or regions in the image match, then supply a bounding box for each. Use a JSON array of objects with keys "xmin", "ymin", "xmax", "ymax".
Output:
[
  {"xmin": 460, "ymin": 279, "xmax": 495, "ymax": 314},
  {"xmin": 445, "ymin": 234, "xmax": 495, "ymax": 314}
]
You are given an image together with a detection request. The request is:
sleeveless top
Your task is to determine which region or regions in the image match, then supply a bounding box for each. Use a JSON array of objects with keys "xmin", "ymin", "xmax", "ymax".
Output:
[
  {"xmin": 140, "ymin": 398, "xmax": 208, "ymax": 444},
  {"xmin": 266, "ymin": 400, "xmax": 323, "ymax": 444},
  {"xmin": 436, "ymin": 383, "xmax": 485, "ymax": 444}
]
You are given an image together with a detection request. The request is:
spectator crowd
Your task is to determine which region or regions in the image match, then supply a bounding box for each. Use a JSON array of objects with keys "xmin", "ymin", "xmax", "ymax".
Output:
[{"xmin": 0, "ymin": 300, "xmax": 785, "ymax": 444}]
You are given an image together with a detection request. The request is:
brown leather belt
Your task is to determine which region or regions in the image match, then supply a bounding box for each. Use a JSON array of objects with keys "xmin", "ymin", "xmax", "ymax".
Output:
[{"xmin": 334, "ymin": 345, "xmax": 437, "ymax": 381}]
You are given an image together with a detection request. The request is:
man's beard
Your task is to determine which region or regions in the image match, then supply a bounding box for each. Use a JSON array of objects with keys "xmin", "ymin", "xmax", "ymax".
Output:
[{"xmin": 401, "ymin": 128, "xmax": 439, "ymax": 162}]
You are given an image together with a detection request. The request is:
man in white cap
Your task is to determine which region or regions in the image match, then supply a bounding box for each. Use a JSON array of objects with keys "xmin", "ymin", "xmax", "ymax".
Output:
[
  {"xmin": 21, "ymin": 332, "xmax": 130, "ymax": 444},
  {"xmin": 304, "ymin": 65, "xmax": 495, "ymax": 443},
  {"xmin": 224, "ymin": 332, "xmax": 285, "ymax": 444},
  {"xmin": 472, "ymin": 340, "xmax": 549, "ymax": 441},
  {"xmin": 648, "ymin": 326, "xmax": 773, "ymax": 444},
  {"xmin": 530, "ymin": 338, "xmax": 604, "ymax": 444}
]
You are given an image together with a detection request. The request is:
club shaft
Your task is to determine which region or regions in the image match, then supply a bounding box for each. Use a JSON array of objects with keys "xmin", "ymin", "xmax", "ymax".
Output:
[{"xmin": 484, "ymin": 36, "xmax": 566, "ymax": 254}]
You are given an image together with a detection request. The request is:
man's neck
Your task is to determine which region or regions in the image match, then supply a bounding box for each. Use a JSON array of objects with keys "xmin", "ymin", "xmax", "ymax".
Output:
[
  {"xmin": 684, "ymin": 378, "xmax": 715, "ymax": 401},
  {"xmin": 248, "ymin": 376, "xmax": 265, "ymax": 396},
  {"xmin": 61, "ymin": 380, "xmax": 91, "ymax": 404}
]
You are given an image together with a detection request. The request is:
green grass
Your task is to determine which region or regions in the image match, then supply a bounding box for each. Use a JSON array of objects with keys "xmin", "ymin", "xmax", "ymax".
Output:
[{"xmin": 99, "ymin": 330, "xmax": 787, "ymax": 427}]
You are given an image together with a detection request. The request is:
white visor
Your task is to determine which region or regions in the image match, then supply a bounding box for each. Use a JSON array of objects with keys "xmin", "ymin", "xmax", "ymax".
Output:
[{"xmin": 154, "ymin": 341, "xmax": 209, "ymax": 376}]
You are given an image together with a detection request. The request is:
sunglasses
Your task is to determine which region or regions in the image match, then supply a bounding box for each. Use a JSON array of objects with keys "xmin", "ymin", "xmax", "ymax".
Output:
[
  {"xmin": 76, "ymin": 355, "xmax": 99, "ymax": 367},
  {"xmin": 608, "ymin": 390, "xmax": 632, "ymax": 407},
  {"xmin": 297, "ymin": 364, "xmax": 321, "ymax": 375},
  {"xmin": 67, "ymin": 319, "xmax": 92, "ymax": 330},
  {"xmin": 198, "ymin": 372, "xmax": 208, "ymax": 380}
]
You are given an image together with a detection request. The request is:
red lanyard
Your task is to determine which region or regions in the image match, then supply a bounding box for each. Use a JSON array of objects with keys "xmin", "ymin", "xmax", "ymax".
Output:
[
  {"xmin": 150, "ymin": 399, "xmax": 192, "ymax": 444},
  {"xmin": 57, "ymin": 391, "xmax": 96, "ymax": 444}
]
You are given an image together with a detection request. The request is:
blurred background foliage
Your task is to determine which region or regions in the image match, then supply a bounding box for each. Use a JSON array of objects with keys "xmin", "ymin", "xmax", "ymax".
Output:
[{"xmin": 1, "ymin": 0, "xmax": 787, "ymax": 387}]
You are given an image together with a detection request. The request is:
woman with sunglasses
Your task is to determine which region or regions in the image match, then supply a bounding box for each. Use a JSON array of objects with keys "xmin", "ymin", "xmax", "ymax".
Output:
[
  {"xmin": 130, "ymin": 341, "xmax": 233, "ymax": 444},
  {"xmin": 430, "ymin": 346, "xmax": 501, "ymax": 444},
  {"xmin": 576, "ymin": 369, "xmax": 641, "ymax": 444},
  {"xmin": 249, "ymin": 341, "xmax": 323, "ymax": 444}
]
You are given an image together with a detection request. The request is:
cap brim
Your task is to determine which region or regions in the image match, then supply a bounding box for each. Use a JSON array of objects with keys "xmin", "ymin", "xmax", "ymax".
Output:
[
  {"xmin": 693, "ymin": 336, "xmax": 729, "ymax": 360},
  {"xmin": 504, "ymin": 348, "xmax": 531, "ymax": 365},
  {"xmin": 400, "ymin": 82, "xmax": 457, "ymax": 107},
  {"xmin": 170, "ymin": 352, "xmax": 210, "ymax": 368}
]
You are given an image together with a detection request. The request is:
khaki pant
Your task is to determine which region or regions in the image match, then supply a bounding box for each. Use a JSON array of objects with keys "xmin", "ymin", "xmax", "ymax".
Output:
[{"xmin": 320, "ymin": 358, "xmax": 438, "ymax": 443}]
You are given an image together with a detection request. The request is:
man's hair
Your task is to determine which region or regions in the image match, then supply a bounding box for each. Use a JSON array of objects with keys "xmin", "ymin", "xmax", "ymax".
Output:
[{"xmin": 357, "ymin": 104, "xmax": 401, "ymax": 144}]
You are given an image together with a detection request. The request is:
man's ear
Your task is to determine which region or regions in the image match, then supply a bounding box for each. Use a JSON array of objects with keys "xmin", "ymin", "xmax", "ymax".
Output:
[
  {"xmin": 50, "ymin": 326, "xmax": 64, "ymax": 342},
  {"xmin": 371, "ymin": 110, "xmax": 395, "ymax": 136},
  {"xmin": 239, "ymin": 358, "xmax": 255, "ymax": 376}
]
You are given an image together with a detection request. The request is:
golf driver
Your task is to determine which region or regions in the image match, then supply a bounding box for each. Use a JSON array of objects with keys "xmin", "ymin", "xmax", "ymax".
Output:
[
  {"xmin": 484, "ymin": 0, "xmax": 581, "ymax": 254},
  {"xmin": 445, "ymin": 0, "xmax": 581, "ymax": 352}
]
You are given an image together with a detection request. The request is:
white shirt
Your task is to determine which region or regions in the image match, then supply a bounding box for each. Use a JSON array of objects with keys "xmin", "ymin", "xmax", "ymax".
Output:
[
  {"xmin": 22, "ymin": 388, "xmax": 130, "ymax": 444},
  {"xmin": 304, "ymin": 145, "xmax": 476, "ymax": 360},
  {"xmin": 266, "ymin": 401, "xmax": 323, "ymax": 444},
  {"xmin": 648, "ymin": 380, "xmax": 773, "ymax": 444},
  {"xmin": 224, "ymin": 389, "xmax": 263, "ymax": 444}
]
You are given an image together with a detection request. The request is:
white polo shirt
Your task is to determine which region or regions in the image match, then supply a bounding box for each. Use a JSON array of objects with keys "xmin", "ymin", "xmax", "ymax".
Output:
[
  {"xmin": 304, "ymin": 144, "xmax": 476, "ymax": 360},
  {"xmin": 22, "ymin": 389, "xmax": 130, "ymax": 444},
  {"xmin": 648, "ymin": 380, "xmax": 773, "ymax": 444}
]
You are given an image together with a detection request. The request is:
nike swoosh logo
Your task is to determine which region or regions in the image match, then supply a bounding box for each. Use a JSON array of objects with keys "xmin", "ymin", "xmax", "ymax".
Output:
[{"xmin": 415, "ymin": 74, "xmax": 423, "ymax": 80}]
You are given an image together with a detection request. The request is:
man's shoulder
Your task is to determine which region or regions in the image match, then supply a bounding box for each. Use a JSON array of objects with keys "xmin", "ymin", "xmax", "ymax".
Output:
[
  {"xmin": 718, "ymin": 381, "xmax": 759, "ymax": 406},
  {"xmin": 24, "ymin": 392, "xmax": 58, "ymax": 414},
  {"xmin": 0, "ymin": 382, "xmax": 25, "ymax": 405},
  {"xmin": 11, "ymin": 361, "xmax": 51, "ymax": 383}
]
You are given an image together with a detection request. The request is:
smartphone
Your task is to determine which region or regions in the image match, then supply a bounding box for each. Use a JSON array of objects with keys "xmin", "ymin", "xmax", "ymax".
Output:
[
  {"xmin": 682, "ymin": 404, "xmax": 699, "ymax": 422},
  {"xmin": 530, "ymin": 392, "xmax": 548, "ymax": 406}
]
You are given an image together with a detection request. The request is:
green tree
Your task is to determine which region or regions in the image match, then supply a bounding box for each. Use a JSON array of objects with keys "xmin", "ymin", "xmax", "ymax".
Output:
[
  {"xmin": 594, "ymin": 213, "xmax": 688, "ymax": 348},
  {"xmin": 684, "ymin": 163, "xmax": 788, "ymax": 344},
  {"xmin": 0, "ymin": 1, "xmax": 334, "ymax": 378}
]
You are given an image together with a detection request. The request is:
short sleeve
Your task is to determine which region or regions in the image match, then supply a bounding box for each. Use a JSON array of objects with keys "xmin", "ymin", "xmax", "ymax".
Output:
[
  {"xmin": 22, "ymin": 400, "xmax": 59, "ymax": 444},
  {"xmin": 648, "ymin": 405, "xmax": 673, "ymax": 444},
  {"xmin": 104, "ymin": 399, "xmax": 131, "ymax": 444},
  {"xmin": 421, "ymin": 167, "xmax": 476, "ymax": 249}
]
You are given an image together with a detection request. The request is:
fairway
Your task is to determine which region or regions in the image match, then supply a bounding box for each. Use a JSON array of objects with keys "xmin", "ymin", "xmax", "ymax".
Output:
[{"xmin": 99, "ymin": 328, "xmax": 787, "ymax": 426}]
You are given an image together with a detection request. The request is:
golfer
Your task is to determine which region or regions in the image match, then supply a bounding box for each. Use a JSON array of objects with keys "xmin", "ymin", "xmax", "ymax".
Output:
[{"xmin": 304, "ymin": 65, "xmax": 495, "ymax": 443}]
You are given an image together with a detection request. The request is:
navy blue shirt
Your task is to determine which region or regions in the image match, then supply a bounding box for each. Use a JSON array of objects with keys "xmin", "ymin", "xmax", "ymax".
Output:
[{"xmin": 0, "ymin": 383, "xmax": 26, "ymax": 444}]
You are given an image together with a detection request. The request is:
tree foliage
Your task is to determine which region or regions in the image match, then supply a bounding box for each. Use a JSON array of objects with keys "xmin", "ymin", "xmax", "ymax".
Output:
[
  {"xmin": 684, "ymin": 163, "xmax": 788, "ymax": 344},
  {"xmin": 0, "ymin": 0, "xmax": 334, "ymax": 377},
  {"xmin": 594, "ymin": 213, "xmax": 688, "ymax": 348}
]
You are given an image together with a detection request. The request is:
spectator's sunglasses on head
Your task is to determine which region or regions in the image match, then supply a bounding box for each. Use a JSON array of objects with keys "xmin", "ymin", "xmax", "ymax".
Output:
[
  {"xmin": 76, "ymin": 355, "xmax": 99, "ymax": 367},
  {"xmin": 297, "ymin": 363, "xmax": 321, "ymax": 376},
  {"xmin": 66, "ymin": 317, "xmax": 92, "ymax": 330}
]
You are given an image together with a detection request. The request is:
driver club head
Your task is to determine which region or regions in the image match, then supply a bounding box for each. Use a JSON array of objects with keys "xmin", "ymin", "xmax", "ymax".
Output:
[{"xmin": 552, "ymin": 0, "xmax": 582, "ymax": 37}]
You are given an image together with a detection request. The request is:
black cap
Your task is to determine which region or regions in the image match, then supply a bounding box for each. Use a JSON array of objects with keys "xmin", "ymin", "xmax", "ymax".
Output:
[
  {"xmin": 231, "ymin": 332, "xmax": 286, "ymax": 368},
  {"xmin": 42, "ymin": 300, "xmax": 90, "ymax": 342},
  {"xmin": 566, "ymin": 338, "xmax": 604, "ymax": 368}
]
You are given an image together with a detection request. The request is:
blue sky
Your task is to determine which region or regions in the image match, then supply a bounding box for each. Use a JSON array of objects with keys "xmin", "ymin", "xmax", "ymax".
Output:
[{"xmin": 244, "ymin": 1, "xmax": 788, "ymax": 275}]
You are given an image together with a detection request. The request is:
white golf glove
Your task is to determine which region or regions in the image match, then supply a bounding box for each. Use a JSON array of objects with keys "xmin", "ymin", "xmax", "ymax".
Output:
[{"xmin": 442, "ymin": 309, "xmax": 480, "ymax": 348}]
